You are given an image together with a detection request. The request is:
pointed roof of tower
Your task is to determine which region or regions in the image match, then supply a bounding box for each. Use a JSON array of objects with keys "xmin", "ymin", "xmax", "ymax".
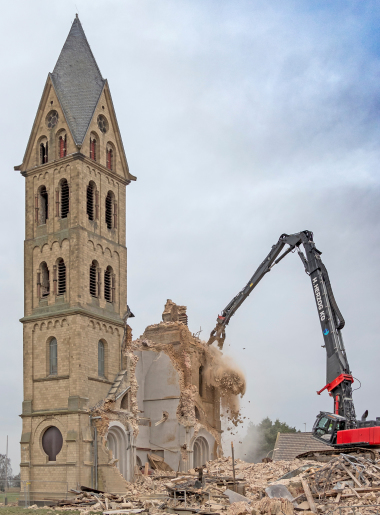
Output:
[{"xmin": 50, "ymin": 15, "xmax": 105, "ymax": 145}]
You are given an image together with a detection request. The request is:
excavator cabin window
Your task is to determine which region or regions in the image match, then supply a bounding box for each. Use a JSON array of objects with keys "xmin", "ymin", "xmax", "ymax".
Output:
[
  {"xmin": 314, "ymin": 414, "xmax": 344, "ymax": 444},
  {"xmin": 314, "ymin": 416, "xmax": 334, "ymax": 441}
]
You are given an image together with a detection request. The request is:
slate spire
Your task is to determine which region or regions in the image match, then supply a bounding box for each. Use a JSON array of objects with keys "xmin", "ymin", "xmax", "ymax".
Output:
[{"xmin": 50, "ymin": 15, "xmax": 105, "ymax": 145}]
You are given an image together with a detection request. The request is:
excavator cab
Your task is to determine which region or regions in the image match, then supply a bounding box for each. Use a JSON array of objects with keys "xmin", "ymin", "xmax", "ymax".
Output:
[{"xmin": 312, "ymin": 412, "xmax": 346, "ymax": 445}]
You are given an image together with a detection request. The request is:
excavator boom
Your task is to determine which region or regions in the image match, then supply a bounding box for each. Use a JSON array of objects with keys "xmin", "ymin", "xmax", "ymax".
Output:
[{"xmin": 207, "ymin": 231, "xmax": 380, "ymax": 446}]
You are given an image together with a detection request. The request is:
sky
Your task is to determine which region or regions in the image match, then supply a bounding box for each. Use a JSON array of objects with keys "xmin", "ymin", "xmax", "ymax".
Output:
[{"xmin": 1, "ymin": 0, "xmax": 380, "ymax": 471}]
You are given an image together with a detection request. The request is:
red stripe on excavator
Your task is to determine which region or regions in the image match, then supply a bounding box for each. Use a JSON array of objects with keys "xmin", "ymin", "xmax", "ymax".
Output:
[
  {"xmin": 337, "ymin": 426, "xmax": 380, "ymax": 445},
  {"xmin": 317, "ymin": 373, "xmax": 354, "ymax": 396}
]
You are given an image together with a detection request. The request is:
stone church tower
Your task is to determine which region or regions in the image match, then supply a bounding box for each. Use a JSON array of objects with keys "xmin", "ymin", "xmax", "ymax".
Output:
[{"xmin": 15, "ymin": 16, "xmax": 136, "ymax": 500}]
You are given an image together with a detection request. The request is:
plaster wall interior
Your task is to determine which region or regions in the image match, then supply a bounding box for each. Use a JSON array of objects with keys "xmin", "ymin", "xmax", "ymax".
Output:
[{"xmin": 133, "ymin": 301, "xmax": 222, "ymax": 472}]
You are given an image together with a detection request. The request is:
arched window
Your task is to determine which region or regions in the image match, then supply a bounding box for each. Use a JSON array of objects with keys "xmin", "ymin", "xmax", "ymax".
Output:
[
  {"xmin": 87, "ymin": 181, "xmax": 99, "ymax": 221},
  {"xmin": 104, "ymin": 266, "xmax": 114, "ymax": 303},
  {"xmin": 106, "ymin": 147, "xmax": 113, "ymax": 170},
  {"xmin": 57, "ymin": 259, "xmax": 66, "ymax": 295},
  {"xmin": 105, "ymin": 191, "xmax": 117, "ymax": 229},
  {"xmin": 107, "ymin": 425, "xmax": 130, "ymax": 479},
  {"xmin": 90, "ymin": 135, "xmax": 97, "ymax": 161},
  {"xmin": 40, "ymin": 141, "xmax": 48, "ymax": 164},
  {"xmin": 98, "ymin": 340, "xmax": 105, "ymax": 377},
  {"xmin": 193, "ymin": 436, "xmax": 209, "ymax": 468},
  {"xmin": 36, "ymin": 186, "xmax": 48, "ymax": 225},
  {"xmin": 60, "ymin": 179, "xmax": 69, "ymax": 218},
  {"xmin": 42, "ymin": 426, "xmax": 63, "ymax": 461},
  {"xmin": 49, "ymin": 337, "xmax": 58, "ymax": 375},
  {"xmin": 199, "ymin": 366, "xmax": 204, "ymax": 397},
  {"xmin": 90, "ymin": 260, "xmax": 100, "ymax": 298},
  {"xmin": 87, "ymin": 182, "xmax": 94, "ymax": 221},
  {"xmin": 38, "ymin": 262, "xmax": 50, "ymax": 298},
  {"xmin": 59, "ymin": 134, "xmax": 67, "ymax": 158}
]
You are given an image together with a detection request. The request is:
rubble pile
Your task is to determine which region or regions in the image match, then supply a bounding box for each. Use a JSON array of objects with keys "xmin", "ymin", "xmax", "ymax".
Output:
[
  {"xmin": 50, "ymin": 453, "xmax": 380, "ymax": 514},
  {"xmin": 207, "ymin": 454, "xmax": 380, "ymax": 514}
]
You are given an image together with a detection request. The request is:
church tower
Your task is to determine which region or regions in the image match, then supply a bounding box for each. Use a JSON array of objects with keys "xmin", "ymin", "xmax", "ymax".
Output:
[{"xmin": 15, "ymin": 16, "xmax": 136, "ymax": 499}]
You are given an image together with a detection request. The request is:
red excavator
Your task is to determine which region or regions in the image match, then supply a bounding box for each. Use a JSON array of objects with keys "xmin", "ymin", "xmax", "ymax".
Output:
[{"xmin": 208, "ymin": 231, "xmax": 380, "ymax": 449}]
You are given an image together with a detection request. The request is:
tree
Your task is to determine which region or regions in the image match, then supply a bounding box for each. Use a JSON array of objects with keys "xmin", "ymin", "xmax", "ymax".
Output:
[
  {"xmin": 11, "ymin": 473, "xmax": 20, "ymax": 488},
  {"xmin": 0, "ymin": 454, "xmax": 12, "ymax": 492},
  {"xmin": 238, "ymin": 417, "xmax": 299, "ymax": 463}
]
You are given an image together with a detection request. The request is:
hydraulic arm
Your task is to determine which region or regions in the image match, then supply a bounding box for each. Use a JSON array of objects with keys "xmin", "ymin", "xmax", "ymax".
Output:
[{"xmin": 208, "ymin": 231, "xmax": 357, "ymax": 430}]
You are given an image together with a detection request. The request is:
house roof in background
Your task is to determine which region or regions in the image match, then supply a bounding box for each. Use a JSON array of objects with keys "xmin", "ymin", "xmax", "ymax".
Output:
[{"xmin": 272, "ymin": 432, "xmax": 331, "ymax": 461}]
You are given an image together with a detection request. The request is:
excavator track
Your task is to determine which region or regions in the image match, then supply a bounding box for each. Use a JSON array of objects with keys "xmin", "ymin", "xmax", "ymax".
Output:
[{"xmin": 296, "ymin": 446, "xmax": 379, "ymax": 462}]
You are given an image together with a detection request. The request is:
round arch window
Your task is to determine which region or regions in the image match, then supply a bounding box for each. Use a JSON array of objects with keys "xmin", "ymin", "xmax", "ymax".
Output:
[
  {"xmin": 97, "ymin": 115, "xmax": 108, "ymax": 134},
  {"xmin": 46, "ymin": 110, "xmax": 59, "ymax": 129},
  {"xmin": 42, "ymin": 426, "xmax": 63, "ymax": 461}
]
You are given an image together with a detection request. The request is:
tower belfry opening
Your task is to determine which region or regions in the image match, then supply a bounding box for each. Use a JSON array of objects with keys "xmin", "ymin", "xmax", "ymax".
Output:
[{"xmin": 15, "ymin": 15, "xmax": 136, "ymax": 501}]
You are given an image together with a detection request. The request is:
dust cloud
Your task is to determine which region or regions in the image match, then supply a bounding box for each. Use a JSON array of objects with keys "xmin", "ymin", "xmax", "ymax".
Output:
[{"xmin": 204, "ymin": 344, "xmax": 246, "ymax": 424}]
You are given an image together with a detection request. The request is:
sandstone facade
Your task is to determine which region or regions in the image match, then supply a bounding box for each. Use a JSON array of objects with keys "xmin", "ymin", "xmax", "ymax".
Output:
[{"xmin": 16, "ymin": 16, "xmax": 136, "ymax": 501}]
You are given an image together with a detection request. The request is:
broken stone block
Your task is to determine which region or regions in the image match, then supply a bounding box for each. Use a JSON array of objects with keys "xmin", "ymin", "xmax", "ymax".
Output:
[
  {"xmin": 257, "ymin": 497, "xmax": 294, "ymax": 515},
  {"xmin": 265, "ymin": 484, "xmax": 295, "ymax": 502},
  {"xmin": 224, "ymin": 488, "xmax": 251, "ymax": 504},
  {"xmin": 227, "ymin": 501, "xmax": 252, "ymax": 515},
  {"xmin": 296, "ymin": 501, "xmax": 310, "ymax": 510}
]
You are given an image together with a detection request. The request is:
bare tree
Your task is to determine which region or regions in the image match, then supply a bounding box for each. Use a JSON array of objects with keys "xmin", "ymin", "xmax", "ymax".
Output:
[{"xmin": 0, "ymin": 455, "xmax": 12, "ymax": 491}]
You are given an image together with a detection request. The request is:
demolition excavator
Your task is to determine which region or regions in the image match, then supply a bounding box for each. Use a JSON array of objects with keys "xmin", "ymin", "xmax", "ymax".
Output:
[{"xmin": 207, "ymin": 230, "xmax": 380, "ymax": 449}]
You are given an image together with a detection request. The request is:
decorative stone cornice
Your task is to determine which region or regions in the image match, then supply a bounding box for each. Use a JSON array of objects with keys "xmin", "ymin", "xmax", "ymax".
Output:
[
  {"xmin": 20, "ymin": 306, "xmax": 124, "ymax": 327},
  {"xmin": 18, "ymin": 152, "xmax": 133, "ymax": 186}
]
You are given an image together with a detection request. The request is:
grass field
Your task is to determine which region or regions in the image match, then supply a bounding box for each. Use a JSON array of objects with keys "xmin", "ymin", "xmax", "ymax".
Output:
[{"xmin": 0, "ymin": 495, "xmax": 20, "ymax": 505}]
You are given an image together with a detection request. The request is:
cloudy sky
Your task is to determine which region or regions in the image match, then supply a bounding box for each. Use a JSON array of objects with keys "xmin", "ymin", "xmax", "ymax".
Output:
[{"xmin": 1, "ymin": 0, "xmax": 380, "ymax": 470}]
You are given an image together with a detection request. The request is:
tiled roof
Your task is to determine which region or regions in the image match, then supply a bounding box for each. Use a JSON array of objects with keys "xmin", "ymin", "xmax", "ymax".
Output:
[
  {"xmin": 106, "ymin": 370, "xmax": 128, "ymax": 401},
  {"xmin": 272, "ymin": 432, "xmax": 331, "ymax": 461},
  {"xmin": 51, "ymin": 15, "xmax": 105, "ymax": 145}
]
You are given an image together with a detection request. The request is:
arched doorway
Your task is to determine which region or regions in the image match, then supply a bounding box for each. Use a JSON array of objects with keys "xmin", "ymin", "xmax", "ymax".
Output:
[
  {"xmin": 107, "ymin": 424, "xmax": 132, "ymax": 480},
  {"xmin": 193, "ymin": 436, "xmax": 209, "ymax": 468}
]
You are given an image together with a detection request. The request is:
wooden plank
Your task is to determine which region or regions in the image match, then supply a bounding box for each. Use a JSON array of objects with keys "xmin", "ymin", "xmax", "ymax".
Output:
[
  {"xmin": 144, "ymin": 462, "xmax": 149, "ymax": 476},
  {"xmin": 334, "ymin": 492, "xmax": 342, "ymax": 504},
  {"xmin": 350, "ymin": 488, "xmax": 360, "ymax": 499},
  {"xmin": 301, "ymin": 479, "xmax": 317, "ymax": 514},
  {"xmin": 341, "ymin": 465, "xmax": 362, "ymax": 488},
  {"xmin": 331, "ymin": 475, "xmax": 351, "ymax": 484},
  {"xmin": 322, "ymin": 486, "xmax": 380, "ymax": 498}
]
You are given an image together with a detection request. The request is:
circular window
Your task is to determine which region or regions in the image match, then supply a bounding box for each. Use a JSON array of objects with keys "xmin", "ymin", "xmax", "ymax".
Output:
[
  {"xmin": 97, "ymin": 115, "xmax": 108, "ymax": 134},
  {"xmin": 42, "ymin": 426, "xmax": 63, "ymax": 461},
  {"xmin": 46, "ymin": 110, "xmax": 59, "ymax": 129}
]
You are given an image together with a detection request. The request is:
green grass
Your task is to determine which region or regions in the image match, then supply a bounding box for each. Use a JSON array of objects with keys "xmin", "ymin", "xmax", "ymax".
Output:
[{"xmin": 0, "ymin": 494, "xmax": 20, "ymax": 504}]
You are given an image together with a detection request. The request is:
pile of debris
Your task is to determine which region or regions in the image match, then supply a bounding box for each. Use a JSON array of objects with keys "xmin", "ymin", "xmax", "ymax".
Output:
[
  {"xmin": 301, "ymin": 454, "xmax": 380, "ymax": 508},
  {"xmin": 211, "ymin": 454, "xmax": 380, "ymax": 515},
  {"xmin": 56, "ymin": 484, "xmax": 167, "ymax": 512},
  {"xmin": 50, "ymin": 453, "xmax": 380, "ymax": 514}
]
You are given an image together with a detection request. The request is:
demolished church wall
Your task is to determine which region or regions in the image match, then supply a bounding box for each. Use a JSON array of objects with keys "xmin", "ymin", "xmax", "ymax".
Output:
[{"xmin": 131, "ymin": 300, "xmax": 246, "ymax": 472}]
